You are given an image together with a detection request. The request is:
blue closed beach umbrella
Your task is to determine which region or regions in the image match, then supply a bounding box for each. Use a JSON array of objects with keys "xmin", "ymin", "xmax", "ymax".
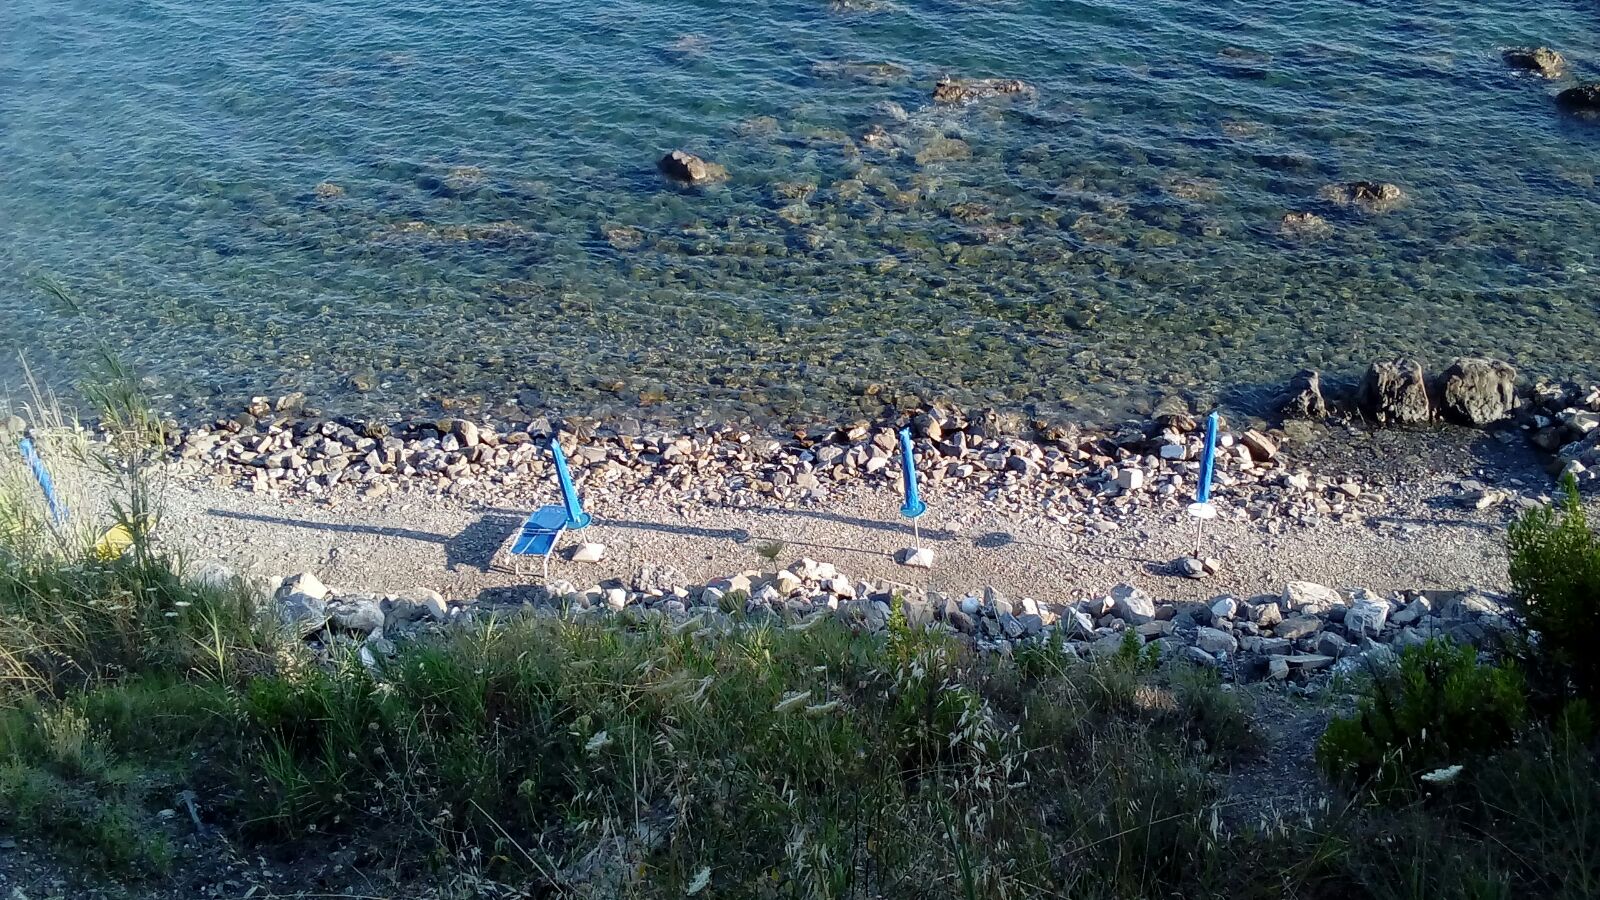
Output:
[
  {"xmin": 898, "ymin": 427, "xmax": 926, "ymax": 520},
  {"xmin": 1186, "ymin": 411, "xmax": 1220, "ymax": 557},
  {"xmin": 18, "ymin": 438, "xmax": 66, "ymax": 525},
  {"xmin": 1193, "ymin": 410, "xmax": 1219, "ymax": 510},
  {"xmin": 551, "ymin": 439, "xmax": 591, "ymax": 530}
]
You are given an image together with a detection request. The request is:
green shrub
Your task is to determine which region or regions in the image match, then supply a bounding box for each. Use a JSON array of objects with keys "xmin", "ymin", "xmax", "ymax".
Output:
[
  {"xmin": 1318, "ymin": 639, "xmax": 1526, "ymax": 799},
  {"xmin": 0, "ymin": 764, "xmax": 173, "ymax": 875},
  {"xmin": 1508, "ymin": 475, "xmax": 1600, "ymax": 705},
  {"xmin": 1169, "ymin": 665, "xmax": 1256, "ymax": 758}
]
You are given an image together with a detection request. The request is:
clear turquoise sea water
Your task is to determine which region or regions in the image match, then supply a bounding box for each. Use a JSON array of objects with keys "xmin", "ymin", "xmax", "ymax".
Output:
[{"xmin": 3, "ymin": 0, "xmax": 1600, "ymax": 426}]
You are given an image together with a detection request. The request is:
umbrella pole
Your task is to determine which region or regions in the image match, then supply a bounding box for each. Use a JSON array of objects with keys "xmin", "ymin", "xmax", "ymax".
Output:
[
  {"xmin": 1194, "ymin": 517, "xmax": 1204, "ymax": 559},
  {"xmin": 912, "ymin": 517, "xmax": 921, "ymax": 546}
]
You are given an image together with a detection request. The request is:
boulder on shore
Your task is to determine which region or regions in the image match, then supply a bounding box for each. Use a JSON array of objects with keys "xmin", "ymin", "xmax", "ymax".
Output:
[
  {"xmin": 659, "ymin": 150, "xmax": 728, "ymax": 185},
  {"xmin": 1360, "ymin": 358, "xmax": 1431, "ymax": 424},
  {"xmin": 1438, "ymin": 358, "xmax": 1518, "ymax": 426},
  {"xmin": 1502, "ymin": 46, "xmax": 1564, "ymax": 78},
  {"xmin": 1282, "ymin": 369, "xmax": 1329, "ymax": 419}
]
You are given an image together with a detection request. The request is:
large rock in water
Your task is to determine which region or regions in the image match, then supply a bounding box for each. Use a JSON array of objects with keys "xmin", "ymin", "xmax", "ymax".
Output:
[
  {"xmin": 932, "ymin": 76, "xmax": 1033, "ymax": 104},
  {"xmin": 1438, "ymin": 358, "xmax": 1518, "ymax": 426},
  {"xmin": 1319, "ymin": 181, "xmax": 1404, "ymax": 213},
  {"xmin": 1281, "ymin": 369, "xmax": 1329, "ymax": 419},
  {"xmin": 1360, "ymin": 358, "xmax": 1431, "ymax": 424},
  {"xmin": 658, "ymin": 150, "xmax": 727, "ymax": 185},
  {"xmin": 1557, "ymin": 83, "xmax": 1600, "ymax": 117},
  {"xmin": 1502, "ymin": 47, "xmax": 1564, "ymax": 78}
]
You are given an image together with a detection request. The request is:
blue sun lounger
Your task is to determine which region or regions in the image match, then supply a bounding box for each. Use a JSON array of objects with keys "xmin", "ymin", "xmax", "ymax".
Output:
[{"xmin": 510, "ymin": 439, "xmax": 592, "ymax": 578}]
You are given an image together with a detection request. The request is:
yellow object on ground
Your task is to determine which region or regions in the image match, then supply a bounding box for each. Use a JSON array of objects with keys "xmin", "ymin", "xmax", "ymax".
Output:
[{"xmin": 93, "ymin": 523, "xmax": 135, "ymax": 560}]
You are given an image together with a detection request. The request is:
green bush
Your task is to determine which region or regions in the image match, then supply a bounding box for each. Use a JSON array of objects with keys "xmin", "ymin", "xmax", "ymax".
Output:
[
  {"xmin": 1508, "ymin": 475, "xmax": 1600, "ymax": 705},
  {"xmin": 1318, "ymin": 639, "xmax": 1526, "ymax": 799}
]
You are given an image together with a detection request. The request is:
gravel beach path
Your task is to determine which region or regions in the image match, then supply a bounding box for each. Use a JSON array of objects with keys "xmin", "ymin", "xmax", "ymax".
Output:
[{"xmin": 156, "ymin": 425, "xmax": 1536, "ymax": 606}]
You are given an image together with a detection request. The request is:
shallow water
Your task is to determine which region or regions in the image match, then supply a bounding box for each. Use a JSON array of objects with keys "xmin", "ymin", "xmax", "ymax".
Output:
[{"xmin": 3, "ymin": 0, "xmax": 1600, "ymax": 426}]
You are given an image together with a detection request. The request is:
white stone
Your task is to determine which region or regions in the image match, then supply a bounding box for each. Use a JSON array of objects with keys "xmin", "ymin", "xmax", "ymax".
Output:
[
  {"xmin": 393, "ymin": 587, "xmax": 449, "ymax": 621},
  {"xmin": 897, "ymin": 547, "xmax": 935, "ymax": 568},
  {"xmin": 1284, "ymin": 581, "xmax": 1343, "ymax": 614},
  {"xmin": 190, "ymin": 560, "xmax": 237, "ymax": 591},
  {"xmin": 1195, "ymin": 626, "xmax": 1238, "ymax": 655},
  {"xmin": 604, "ymin": 587, "xmax": 629, "ymax": 611},
  {"xmin": 329, "ymin": 598, "xmax": 384, "ymax": 635},
  {"xmin": 1210, "ymin": 596, "xmax": 1238, "ymax": 620},
  {"xmin": 774, "ymin": 570, "xmax": 803, "ymax": 595},
  {"xmin": 278, "ymin": 592, "xmax": 329, "ymax": 638},
  {"xmin": 571, "ymin": 542, "xmax": 607, "ymax": 563},
  {"xmin": 1062, "ymin": 608, "xmax": 1096, "ymax": 638},
  {"xmin": 1390, "ymin": 597, "xmax": 1429, "ymax": 626},
  {"xmin": 1115, "ymin": 468, "xmax": 1145, "ymax": 491},
  {"xmin": 1345, "ymin": 598, "xmax": 1390, "ymax": 638},
  {"xmin": 1110, "ymin": 583, "xmax": 1156, "ymax": 625},
  {"xmin": 1159, "ymin": 443, "xmax": 1187, "ymax": 460},
  {"xmin": 279, "ymin": 571, "xmax": 328, "ymax": 602}
]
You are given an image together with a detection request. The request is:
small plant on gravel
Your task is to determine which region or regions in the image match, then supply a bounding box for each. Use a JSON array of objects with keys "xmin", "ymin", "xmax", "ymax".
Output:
[
  {"xmin": 1317, "ymin": 639, "xmax": 1527, "ymax": 799},
  {"xmin": 754, "ymin": 539, "xmax": 785, "ymax": 572},
  {"xmin": 1508, "ymin": 474, "xmax": 1600, "ymax": 706}
]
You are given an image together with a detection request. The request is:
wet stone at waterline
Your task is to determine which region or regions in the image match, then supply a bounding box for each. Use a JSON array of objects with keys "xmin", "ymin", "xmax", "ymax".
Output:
[{"xmin": 2, "ymin": 0, "xmax": 1600, "ymax": 427}]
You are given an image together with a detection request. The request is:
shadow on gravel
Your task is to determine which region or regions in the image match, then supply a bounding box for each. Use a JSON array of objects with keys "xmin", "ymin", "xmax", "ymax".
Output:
[
  {"xmin": 473, "ymin": 584, "xmax": 549, "ymax": 606},
  {"xmin": 204, "ymin": 508, "xmax": 517, "ymax": 573},
  {"xmin": 1368, "ymin": 514, "xmax": 1504, "ymax": 536},
  {"xmin": 447, "ymin": 514, "xmax": 523, "ymax": 572},
  {"xmin": 600, "ymin": 518, "xmax": 753, "ymax": 544},
  {"xmin": 740, "ymin": 506, "xmax": 959, "ymax": 542},
  {"xmin": 975, "ymin": 530, "xmax": 1156, "ymax": 566},
  {"xmin": 205, "ymin": 509, "xmax": 449, "ymax": 544}
]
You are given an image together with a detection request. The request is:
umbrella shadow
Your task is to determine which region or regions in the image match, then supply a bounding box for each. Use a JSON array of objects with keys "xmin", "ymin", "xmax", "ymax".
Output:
[
  {"xmin": 972, "ymin": 530, "xmax": 1157, "ymax": 566},
  {"xmin": 204, "ymin": 508, "xmax": 521, "ymax": 573},
  {"xmin": 204, "ymin": 509, "xmax": 449, "ymax": 545},
  {"xmin": 448, "ymin": 513, "xmax": 525, "ymax": 572},
  {"xmin": 479, "ymin": 507, "xmax": 756, "ymax": 544},
  {"xmin": 740, "ymin": 505, "xmax": 959, "ymax": 543}
]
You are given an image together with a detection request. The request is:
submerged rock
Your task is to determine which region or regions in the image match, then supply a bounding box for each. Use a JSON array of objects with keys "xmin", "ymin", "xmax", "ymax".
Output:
[
  {"xmin": 604, "ymin": 225, "xmax": 645, "ymax": 251},
  {"xmin": 1320, "ymin": 181, "xmax": 1404, "ymax": 213},
  {"xmin": 1438, "ymin": 358, "xmax": 1518, "ymax": 426},
  {"xmin": 1279, "ymin": 211, "xmax": 1331, "ymax": 237},
  {"xmin": 811, "ymin": 59, "xmax": 911, "ymax": 85},
  {"xmin": 932, "ymin": 76, "xmax": 1033, "ymax": 104},
  {"xmin": 1502, "ymin": 46, "xmax": 1564, "ymax": 78},
  {"xmin": 1360, "ymin": 358, "xmax": 1431, "ymax": 424},
  {"xmin": 914, "ymin": 136, "xmax": 972, "ymax": 166},
  {"xmin": 658, "ymin": 150, "xmax": 727, "ymax": 185}
]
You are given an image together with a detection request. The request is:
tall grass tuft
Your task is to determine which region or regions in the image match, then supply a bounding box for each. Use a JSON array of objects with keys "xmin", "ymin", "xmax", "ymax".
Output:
[{"xmin": 1508, "ymin": 474, "xmax": 1600, "ymax": 706}]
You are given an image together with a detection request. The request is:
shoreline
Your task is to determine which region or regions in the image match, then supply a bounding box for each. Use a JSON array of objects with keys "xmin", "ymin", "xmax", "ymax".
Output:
[
  {"xmin": 156, "ymin": 413, "xmax": 1532, "ymax": 689},
  {"xmin": 120, "ymin": 361, "xmax": 1596, "ymax": 682},
  {"xmin": 12, "ymin": 361, "xmax": 1595, "ymax": 664}
]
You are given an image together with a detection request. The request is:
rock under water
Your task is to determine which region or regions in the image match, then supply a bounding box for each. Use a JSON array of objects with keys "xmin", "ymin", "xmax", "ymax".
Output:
[
  {"xmin": 1502, "ymin": 46, "xmax": 1564, "ymax": 78},
  {"xmin": 658, "ymin": 150, "xmax": 727, "ymax": 185}
]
